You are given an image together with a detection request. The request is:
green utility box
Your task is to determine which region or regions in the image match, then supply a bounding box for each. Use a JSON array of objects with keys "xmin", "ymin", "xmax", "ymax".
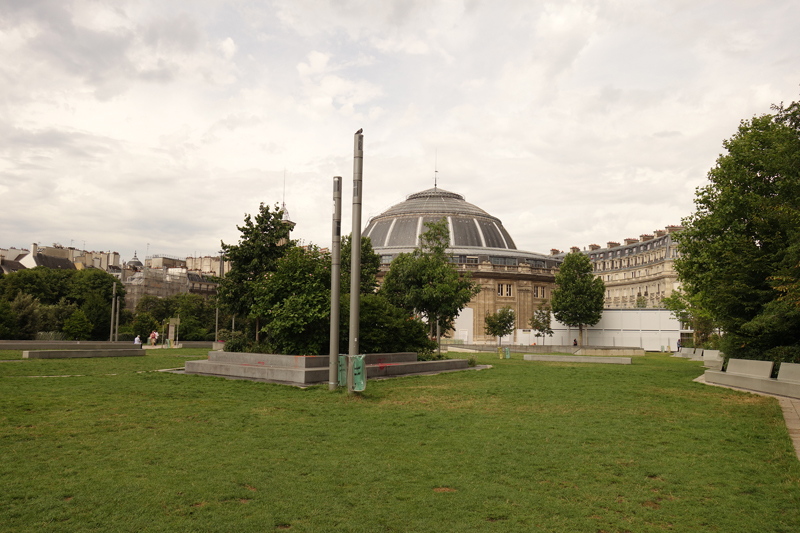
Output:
[
  {"xmin": 348, "ymin": 354, "xmax": 366, "ymax": 392},
  {"xmin": 504, "ymin": 347, "xmax": 510, "ymax": 359},
  {"xmin": 338, "ymin": 355, "xmax": 347, "ymax": 387}
]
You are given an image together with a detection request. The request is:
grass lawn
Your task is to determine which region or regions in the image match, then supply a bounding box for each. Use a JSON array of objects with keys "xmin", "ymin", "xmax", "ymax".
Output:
[{"xmin": 1, "ymin": 349, "xmax": 798, "ymax": 532}]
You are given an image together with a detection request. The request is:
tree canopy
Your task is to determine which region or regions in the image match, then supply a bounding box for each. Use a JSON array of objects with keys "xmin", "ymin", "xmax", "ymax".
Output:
[
  {"xmin": 0, "ymin": 267, "xmax": 124, "ymax": 340},
  {"xmin": 340, "ymin": 234, "xmax": 380, "ymax": 295},
  {"xmin": 675, "ymin": 99, "xmax": 800, "ymax": 362},
  {"xmin": 551, "ymin": 252, "xmax": 605, "ymax": 345},
  {"xmin": 218, "ymin": 203, "xmax": 292, "ymax": 338},
  {"xmin": 529, "ymin": 302, "xmax": 554, "ymax": 344},
  {"xmin": 484, "ymin": 306, "xmax": 516, "ymax": 345},
  {"xmin": 380, "ymin": 218, "xmax": 481, "ymax": 334}
]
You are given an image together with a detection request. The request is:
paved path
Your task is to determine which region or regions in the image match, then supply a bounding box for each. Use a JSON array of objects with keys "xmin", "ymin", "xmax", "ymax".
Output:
[{"xmin": 695, "ymin": 374, "xmax": 800, "ymax": 461}]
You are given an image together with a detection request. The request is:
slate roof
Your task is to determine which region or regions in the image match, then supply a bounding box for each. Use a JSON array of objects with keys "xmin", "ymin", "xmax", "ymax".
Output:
[
  {"xmin": 0, "ymin": 259, "xmax": 26, "ymax": 274},
  {"xmin": 31, "ymin": 254, "xmax": 76, "ymax": 270}
]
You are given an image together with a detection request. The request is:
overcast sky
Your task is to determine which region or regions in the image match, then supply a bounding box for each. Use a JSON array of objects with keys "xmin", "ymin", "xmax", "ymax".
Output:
[{"xmin": 1, "ymin": 0, "xmax": 798, "ymax": 264}]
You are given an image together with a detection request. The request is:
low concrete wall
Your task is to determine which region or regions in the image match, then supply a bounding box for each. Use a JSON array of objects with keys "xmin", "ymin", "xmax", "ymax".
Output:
[
  {"xmin": 23, "ymin": 349, "xmax": 145, "ymax": 359},
  {"xmin": 0, "ymin": 341, "xmax": 131, "ymax": 351},
  {"xmin": 448, "ymin": 344, "xmax": 643, "ymax": 356},
  {"xmin": 524, "ymin": 354, "xmax": 632, "ymax": 365},
  {"xmin": 575, "ymin": 347, "xmax": 644, "ymax": 357}
]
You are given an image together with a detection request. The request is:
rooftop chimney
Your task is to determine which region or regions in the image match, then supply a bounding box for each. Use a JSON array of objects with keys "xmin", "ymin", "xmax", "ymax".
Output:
[
  {"xmin": 589, "ymin": 244, "xmax": 601, "ymax": 251},
  {"xmin": 639, "ymin": 234, "xmax": 654, "ymax": 242},
  {"xmin": 607, "ymin": 241, "xmax": 620, "ymax": 249},
  {"xmin": 570, "ymin": 246, "xmax": 580, "ymax": 253},
  {"xmin": 624, "ymin": 238, "xmax": 638, "ymax": 245}
]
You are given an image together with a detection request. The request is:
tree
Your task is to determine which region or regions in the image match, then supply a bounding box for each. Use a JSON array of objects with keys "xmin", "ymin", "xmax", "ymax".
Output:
[
  {"xmin": 39, "ymin": 297, "xmax": 78, "ymax": 333},
  {"xmin": 82, "ymin": 292, "xmax": 110, "ymax": 341},
  {"xmin": 218, "ymin": 203, "xmax": 292, "ymax": 341},
  {"xmin": 338, "ymin": 293, "xmax": 437, "ymax": 356},
  {"xmin": 132, "ymin": 312, "xmax": 160, "ymax": 341},
  {"xmin": 340, "ymin": 235, "xmax": 380, "ymax": 295},
  {"xmin": 135, "ymin": 295, "xmax": 176, "ymax": 323},
  {"xmin": 0, "ymin": 300, "xmax": 15, "ymax": 339},
  {"xmin": 10, "ymin": 293, "xmax": 41, "ymax": 340},
  {"xmin": 675, "ymin": 100, "xmax": 800, "ymax": 361},
  {"xmin": 662, "ymin": 289, "xmax": 716, "ymax": 347},
  {"xmin": 484, "ymin": 306, "xmax": 516, "ymax": 345},
  {"xmin": 250, "ymin": 245, "xmax": 331, "ymax": 355},
  {"xmin": 551, "ymin": 252, "xmax": 605, "ymax": 345},
  {"xmin": 63, "ymin": 309, "xmax": 93, "ymax": 341},
  {"xmin": 380, "ymin": 218, "xmax": 481, "ymax": 337},
  {"xmin": 529, "ymin": 302, "xmax": 553, "ymax": 344}
]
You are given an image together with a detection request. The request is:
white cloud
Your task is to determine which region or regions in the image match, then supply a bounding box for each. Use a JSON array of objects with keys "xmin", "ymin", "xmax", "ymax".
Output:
[
  {"xmin": 1, "ymin": 0, "xmax": 799, "ymax": 262},
  {"xmin": 219, "ymin": 37, "xmax": 236, "ymax": 59}
]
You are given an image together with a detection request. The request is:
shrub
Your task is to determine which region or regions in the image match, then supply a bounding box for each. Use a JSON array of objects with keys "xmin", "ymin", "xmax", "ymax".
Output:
[{"xmin": 223, "ymin": 331, "xmax": 249, "ymax": 353}]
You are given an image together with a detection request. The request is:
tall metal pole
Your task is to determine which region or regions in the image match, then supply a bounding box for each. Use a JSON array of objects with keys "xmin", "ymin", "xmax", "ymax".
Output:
[
  {"xmin": 348, "ymin": 130, "xmax": 364, "ymax": 383},
  {"xmin": 329, "ymin": 176, "xmax": 343, "ymax": 390},
  {"xmin": 109, "ymin": 282, "xmax": 116, "ymax": 342},
  {"xmin": 215, "ymin": 251, "xmax": 223, "ymax": 342},
  {"xmin": 114, "ymin": 296, "xmax": 120, "ymax": 342}
]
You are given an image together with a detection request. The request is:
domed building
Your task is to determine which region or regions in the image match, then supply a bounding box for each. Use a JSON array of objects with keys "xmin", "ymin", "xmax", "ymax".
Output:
[{"xmin": 364, "ymin": 187, "xmax": 562, "ymax": 344}]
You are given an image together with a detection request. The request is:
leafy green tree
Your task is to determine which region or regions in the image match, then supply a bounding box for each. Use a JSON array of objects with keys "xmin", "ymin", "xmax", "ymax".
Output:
[
  {"xmin": 380, "ymin": 218, "xmax": 481, "ymax": 336},
  {"xmin": 529, "ymin": 302, "xmax": 553, "ymax": 345},
  {"xmin": 10, "ymin": 293, "xmax": 41, "ymax": 340},
  {"xmin": 39, "ymin": 297, "xmax": 79, "ymax": 333},
  {"xmin": 485, "ymin": 306, "xmax": 516, "ymax": 346},
  {"xmin": 0, "ymin": 268, "xmax": 71, "ymax": 305},
  {"xmin": 135, "ymin": 295, "xmax": 176, "ymax": 324},
  {"xmin": 82, "ymin": 292, "xmax": 110, "ymax": 340},
  {"xmin": 0, "ymin": 299, "xmax": 15, "ymax": 339},
  {"xmin": 251, "ymin": 245, "xmax": 332, "ymax": 355},
  {"xmin": 219, "ymin": 203, "xmax": 292, "ymax": 341},
  {"xmin": 338, "ymin": 293, "xmax": 437, "ymax": 356},
  {"xmin": 551, "ymin": 252, "xmax": 605, "ymax": 346},
  {"xmin": 132, "ymin": 312, "xmax": 160, "ymax": 341},
  {"xmin": 340, "ymin": 235, "xmax": 380, "ymax": 295},
  {"xmin": 63, "ymin": 309, "xmax": 93, "ymax": 341},
  {"xmin": 68, "ymin": 269, "xmax": 125, "ymax": 308},
  {"xmin": 675, "ymin": 100, "xmax": 800, "ymax": 361},
  {"xmin": 662, "ymin": 289, "xmax": 716, "ymax": 347}
]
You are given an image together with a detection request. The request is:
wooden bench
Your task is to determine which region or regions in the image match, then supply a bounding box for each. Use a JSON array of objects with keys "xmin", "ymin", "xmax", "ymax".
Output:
[{"xmin": 704, "ymin": 359, "xmax": 800, "ymax": 399}]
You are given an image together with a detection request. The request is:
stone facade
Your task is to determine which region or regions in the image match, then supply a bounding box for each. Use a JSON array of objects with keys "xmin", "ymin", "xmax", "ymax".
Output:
[{"xmin": 566, "ymin": 226, "xmax": 683, "ymax": 309}]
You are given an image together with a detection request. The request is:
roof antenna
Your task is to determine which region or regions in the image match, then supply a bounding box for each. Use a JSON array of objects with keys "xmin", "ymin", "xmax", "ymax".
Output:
[{"xmin": 434, "ymin": 149, "xmax": 438, "ymax": 189}]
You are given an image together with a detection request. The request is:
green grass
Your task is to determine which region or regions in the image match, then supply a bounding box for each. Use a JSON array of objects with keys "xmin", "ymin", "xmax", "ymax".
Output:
[
  {"xmin": 1, "ymin": 351, "xmax": 799, "ymax": 532},
  {"xmin": 0, "ymin": 350, "xmax": 24, "ymax": 360}
]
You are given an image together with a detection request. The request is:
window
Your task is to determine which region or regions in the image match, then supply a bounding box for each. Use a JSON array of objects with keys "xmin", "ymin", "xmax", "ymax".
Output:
[
  {"xmin": 534, "ymin": 286, "xmax": 539, "ymax": 298},
  {"xmin": 380, "ymin": 255, "xmax": 393, "ymax": 264},
  {"xmin": 498, "ymin": 284, "xmax": 513, "ymax": 297}
]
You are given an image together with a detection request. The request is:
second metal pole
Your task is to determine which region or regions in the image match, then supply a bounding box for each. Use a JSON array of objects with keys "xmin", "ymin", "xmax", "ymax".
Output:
[
  {"xmin": 329, "ymin": 176, "xmax": 342, "ymax": 390},
  {"xmin": 348, "ymin": 129, "xmax": 364, "ymax": 392}
]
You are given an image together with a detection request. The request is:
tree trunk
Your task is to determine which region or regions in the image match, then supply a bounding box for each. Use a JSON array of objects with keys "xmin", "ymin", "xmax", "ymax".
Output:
[
  {"xmin": 578, "ymin": 324, "xmax": 584, "ymax": 346},
  {"xmin": 256, "ymin": 317, "xmax": 260, "ymax": 342}
]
